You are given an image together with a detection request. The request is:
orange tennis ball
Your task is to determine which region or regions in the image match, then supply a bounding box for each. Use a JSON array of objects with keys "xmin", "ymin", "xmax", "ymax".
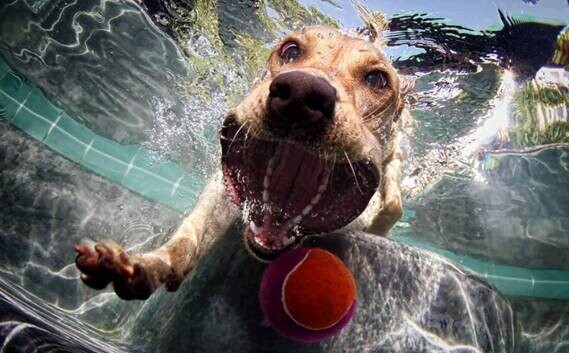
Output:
[
  {"xmin": 283, "ymin": 248, "xmax": 356, "ymax": 330},
  {"xmin": 259, "ymin": 247, "xmax": 357, "ymax": 342}
]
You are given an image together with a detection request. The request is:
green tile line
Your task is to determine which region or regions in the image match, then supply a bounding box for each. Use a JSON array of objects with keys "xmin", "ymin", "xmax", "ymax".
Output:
[
  {"xmin": 0, "ymin": 57, "xmax": 203, "ymax": 213},
  {"xmin": 392, "ymin": 235, "xmax": 569, "ymax": 300},
  {"xmin": 1, "ymin": 56, "xmax": 568, "ymax": 299}
]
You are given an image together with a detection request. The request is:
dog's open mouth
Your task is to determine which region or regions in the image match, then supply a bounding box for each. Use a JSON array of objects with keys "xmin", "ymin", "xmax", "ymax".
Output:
[{"xmin": 220, "ymin": 116, "xmax": 379, "ymax": 260}]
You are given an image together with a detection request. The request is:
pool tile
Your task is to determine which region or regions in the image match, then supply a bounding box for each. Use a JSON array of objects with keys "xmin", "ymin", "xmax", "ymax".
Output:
[
  {"xmin": 122, "ymin": 166, "xmax": 176, "ymax": 206},
  {"xmin": 44, "ymin": 114, "xmax": 95, "ymax": 163},
  {"xmin": 120, "ymin": 150, "xmax": 197, "ymax": 210},
  {"xmin": 14, "ymin": 87, "xmax": 61, "ymax": 129},
  {"xmin": 0, "ymin": 72, "xmax": 31, "ymax": 100},
  {"xmin": 12, "ymin": 104, "xmax": 52, "ymax": 141},
  {"xmin": 0, "ymin": 72, "xmax": 33, "ymax": 121},
  {"xmin": 532, "ymin": 270, "xmax": 569, "ymax": 299},
  {"xmin": 25, "ymin": 88, "xmax": 60, "ymax": 123},
  {"xmin": 132, "ymin": 150, "xmax": 185, "ymax": 181},
  {"xmin": 486, "ymin": 264, "xmax": 534, "ymax": 297},
  {"xmin": 168, "ymin": 174, "xmax": 202, "ymax": 212},
  {"xmin": 83, "ymin": 137, "xmax": 138, "ymax": 182},
  {"xmin": 57, "ymin": 114, "xmax": 96, "ymax": 144},
  {"xmin": 454, "ymin": 256, "xmax": 489, "ymax": 275},
  {"xmin": 93, "ymin": 137, "xmax": 139, "ymax": 166},
  {"xmin": 435, "ymin": 249, "xmax": 463, "ymax": 263}
]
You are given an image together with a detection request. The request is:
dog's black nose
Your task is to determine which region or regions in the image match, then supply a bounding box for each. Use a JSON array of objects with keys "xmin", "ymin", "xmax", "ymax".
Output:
[{"xmin": 267, "ymin": 71, "xmax": 336, "ymax": 134}]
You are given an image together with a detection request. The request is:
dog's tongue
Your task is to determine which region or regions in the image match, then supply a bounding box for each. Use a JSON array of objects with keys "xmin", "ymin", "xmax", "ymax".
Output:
[{"xmin": 269, "ymin": 143, "xmax": 326, "ymax": 220}]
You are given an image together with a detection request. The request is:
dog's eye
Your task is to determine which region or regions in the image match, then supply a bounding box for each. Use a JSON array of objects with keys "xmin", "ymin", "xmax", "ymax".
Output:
[
  {"xmin": 364, "ymin": 71, "xmax": 388, "ymax": 89},
  {"xmin": 280, "ymin": 41, "xmax": 301, "ymax": 63}
]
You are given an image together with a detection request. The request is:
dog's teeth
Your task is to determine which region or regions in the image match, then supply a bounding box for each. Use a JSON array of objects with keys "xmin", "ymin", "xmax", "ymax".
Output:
[
  {"xmin": 267, "ymin": 157, "xmax": 275, "ymax": 175},
  {"xmin": 317, "ymin": 173, "xmax": 329, "ymax": 193},
  {"xmin": 310, "ymin": 193, "xmax": 321, "ymax": 205},
  {"xmin": 263, "ymin": 175, "xmax": 270, "ymax": 189},
  {"xmin": 262, "ymin": 157, "xmax": 274, "ymax": 203},
  {"xmin": 283, "ymin": 236, "xmax": 295, "ymax": 246},
  {"xmin": 262, "ymin": 189, "xmax": 269, "ymax": 203},
  {"xmin": 292, "ymin": 215, "xmax": 303, "ymax": 225},
  {"xmin": 250, "ymin": 221, "xmax": 262, "ymax": 235}
]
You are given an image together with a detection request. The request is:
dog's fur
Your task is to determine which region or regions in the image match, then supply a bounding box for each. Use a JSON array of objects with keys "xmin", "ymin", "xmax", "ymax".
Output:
[{"xmin": 75, "ymin": 26, "xmax": 411, "ymax": 300}]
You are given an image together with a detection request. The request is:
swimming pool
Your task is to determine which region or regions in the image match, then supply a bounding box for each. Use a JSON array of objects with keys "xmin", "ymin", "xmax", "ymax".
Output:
[{"xmin": 0, "ymin": 0, "xmax": 568, "ymax": 352}]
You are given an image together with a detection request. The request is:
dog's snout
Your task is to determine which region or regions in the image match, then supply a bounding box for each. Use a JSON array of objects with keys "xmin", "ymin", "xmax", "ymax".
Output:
[
  {"xmin": 269, "ymin": 80, "xmax": 292, "ymax": 101},
  {"xmin": 268, "ymin": 71, "xmax": 336, "ymax": 134}
]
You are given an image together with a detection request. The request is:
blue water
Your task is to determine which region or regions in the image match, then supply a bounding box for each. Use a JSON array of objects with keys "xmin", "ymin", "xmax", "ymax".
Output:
[{"xmin": 0, "ymin": 0, "xmax": 568, "ymax": 352}]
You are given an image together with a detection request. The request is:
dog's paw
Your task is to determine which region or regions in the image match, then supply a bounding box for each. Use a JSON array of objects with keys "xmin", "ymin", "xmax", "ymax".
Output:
[{"xmin": 74, "ymin": 240, "xmax": 159, "ymax": 300}]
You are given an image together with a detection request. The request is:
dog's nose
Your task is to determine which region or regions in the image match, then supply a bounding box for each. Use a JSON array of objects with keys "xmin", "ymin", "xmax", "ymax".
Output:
[{"xmin": 267, "ymin": 71, "xmax": 336, "ymax": 133}]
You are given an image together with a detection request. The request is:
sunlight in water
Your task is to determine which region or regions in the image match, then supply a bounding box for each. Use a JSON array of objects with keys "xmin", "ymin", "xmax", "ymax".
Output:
[
  {"xmin": 466, "ymin": 69, "xmax": 517, "ymax": 157},
  {"xmin": 469, "ymin": 69, "xmax": 518, "ymax": 184}
]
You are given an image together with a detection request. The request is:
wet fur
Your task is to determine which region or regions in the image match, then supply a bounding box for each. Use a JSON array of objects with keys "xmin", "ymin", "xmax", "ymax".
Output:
[{"xmin": 74, "ymin": 26, "xmax": 411, "ymax": 300}]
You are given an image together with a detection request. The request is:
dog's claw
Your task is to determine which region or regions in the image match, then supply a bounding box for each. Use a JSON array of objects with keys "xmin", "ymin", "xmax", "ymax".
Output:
[
  {"xmin": 74, "ymin": 240, "xmax": 155, "ymax": 300},
  {"xmin": 80, "ymin": 273, "xmax": 110, "ymax": 290},
  {"xmin": 113, "ymin": 263, "xmax": 153, "ymax": 300},
  {"xmin": 165, "ymin": 275, "xmax": 182, "ymax": 292}
]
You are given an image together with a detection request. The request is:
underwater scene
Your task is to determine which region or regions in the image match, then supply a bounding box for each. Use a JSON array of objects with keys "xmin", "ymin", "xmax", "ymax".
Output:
[{"xmin": 0, "ymin": 0, "xmax": 568, "ymax": 352}]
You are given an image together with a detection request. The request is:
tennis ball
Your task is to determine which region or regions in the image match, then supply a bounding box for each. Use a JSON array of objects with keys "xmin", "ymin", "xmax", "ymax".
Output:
[{"xmin": 259, "ymin": 247, "xmax": 357, "ymax": 343}]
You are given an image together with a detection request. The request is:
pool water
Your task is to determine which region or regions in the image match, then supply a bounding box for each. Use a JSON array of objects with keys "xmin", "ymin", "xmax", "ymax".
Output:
[{"xmin": 0, "ymin": 0, "xmax": 568, "ymax": 352}]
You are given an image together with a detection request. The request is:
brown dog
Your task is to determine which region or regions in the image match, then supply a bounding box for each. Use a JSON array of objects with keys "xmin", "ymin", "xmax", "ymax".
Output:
[{"xmin": 75, "ymin": 26, "xmax": 411, "ymax": 300}]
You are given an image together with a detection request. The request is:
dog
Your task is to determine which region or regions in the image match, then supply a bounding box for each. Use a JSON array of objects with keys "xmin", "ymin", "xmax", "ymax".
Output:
[{"xmin": 75, "ymin": 26, "xmax": 412, "ymax": 300}]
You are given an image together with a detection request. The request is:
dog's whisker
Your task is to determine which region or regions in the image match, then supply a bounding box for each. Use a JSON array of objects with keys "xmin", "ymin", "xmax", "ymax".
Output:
[
  {"xmin": 375, "ymin": 99, "xmax": 397, "ymax": 118},
  {"xmin": 327, "ymin": 153, "xmax": 337, "ymax": 188},
  {"xmin": 344, "ymin": 150, "xmax": 364, "ymax": 195},
  {"xmin": 364, "ymin": 98, "xmax": 396, "ymax": 118},
  {"xmin": 332, "ymin": 153, "xmax": 338, "ymax": 175},
  {"xmin": 362, "ymin": 99, "xmax": 397, "ymax": 122},
  {"xmin": 228, "ymin": 121, "xmax": 249, "ymax": 152},
  {"xmin": 362, "ymin": 106, "xmax": 398, "ymax": 132},
  {"xmin": 243, "ymin": 124, "xmax": 255, "ymax": 149}
]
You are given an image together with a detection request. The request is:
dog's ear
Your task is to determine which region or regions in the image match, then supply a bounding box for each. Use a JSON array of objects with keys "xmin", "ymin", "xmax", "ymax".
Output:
[
  {"xmin": 353, "ymin": 1, "xmax": 388, "ymax": 47},
  {"xmin": 394, "ymin": 75, "xmax": 415, "ymax": 122},
  {"xmin": 399, "ymin": 75, "xmax": 415, "ymax": 96}
]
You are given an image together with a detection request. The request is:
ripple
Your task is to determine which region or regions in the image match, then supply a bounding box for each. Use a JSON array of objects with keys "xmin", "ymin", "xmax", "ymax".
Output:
[{"xmin": 0, "ymin": 0, "xmax": 190, "ymax": 144}]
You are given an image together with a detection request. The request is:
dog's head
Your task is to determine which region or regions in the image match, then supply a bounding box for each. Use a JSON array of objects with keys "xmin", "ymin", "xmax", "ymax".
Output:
[{"xmin": 220, "ymin": 26, "xmax": 410, "ymax": 260}]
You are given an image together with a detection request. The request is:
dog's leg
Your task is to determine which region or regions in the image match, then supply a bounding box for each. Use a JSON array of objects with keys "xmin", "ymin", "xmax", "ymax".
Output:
[
  {"xmin": 365, "ymin": 149, "xmax": 403, "ymax": 236},
  {"xmin": 75, "ymin": 171, "xmax": 239, "ymax": 300}
]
